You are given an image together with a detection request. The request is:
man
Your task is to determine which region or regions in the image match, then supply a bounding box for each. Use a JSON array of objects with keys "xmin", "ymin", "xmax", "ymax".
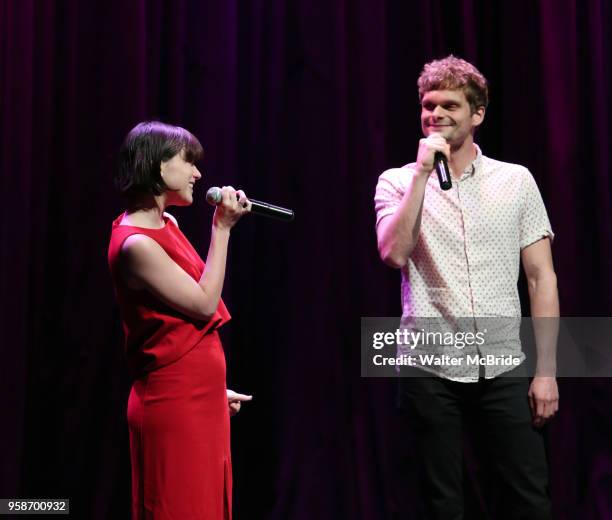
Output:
[{"xmin": 374, "ymin": 56, "xmax": 559, "ymax": 519}]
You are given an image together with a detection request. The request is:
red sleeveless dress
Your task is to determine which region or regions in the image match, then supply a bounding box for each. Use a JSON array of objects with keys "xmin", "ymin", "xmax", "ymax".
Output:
[{"xmin": 108, "ymin": 213, "xmax": 232, "ymax": 520}]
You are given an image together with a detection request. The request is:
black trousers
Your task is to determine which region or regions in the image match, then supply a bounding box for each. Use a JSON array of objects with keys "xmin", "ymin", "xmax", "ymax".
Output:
[{"xmin": 398, "ymin": 365, "xmax": 551, "ymax": 520}]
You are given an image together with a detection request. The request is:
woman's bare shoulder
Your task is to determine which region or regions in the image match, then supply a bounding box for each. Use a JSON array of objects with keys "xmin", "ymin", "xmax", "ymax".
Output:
[{"xmin": 163, "ymin": 211, "xmax": 179, "ymax": 227}]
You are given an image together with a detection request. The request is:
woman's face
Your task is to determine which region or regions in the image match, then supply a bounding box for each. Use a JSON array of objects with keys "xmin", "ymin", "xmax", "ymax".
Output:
[{"xmin": 160, "ymin": 149, "xmax": 202, "ymax": 205}]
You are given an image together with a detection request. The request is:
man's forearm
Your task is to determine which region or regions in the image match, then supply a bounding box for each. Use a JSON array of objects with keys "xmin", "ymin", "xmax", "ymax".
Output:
[
  {"xmin": 528, "ymin": 272, "xmax": 559, "ymax": 376},
  {"xmin": 528, "ymin": 271, "xmax": 559, "ymax": 317},
  {"xmin": 377, "ymin": 174, "xmax": 428, "ymax": 268}
]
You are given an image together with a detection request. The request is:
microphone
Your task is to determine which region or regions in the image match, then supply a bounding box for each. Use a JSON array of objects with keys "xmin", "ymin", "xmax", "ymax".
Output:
[
  {"xmin": 206, "ymin": 187, "xmax": 295, "ymax": 222},
  {"xmin": 434, "ymin": 152, "xmax": 452, "ymax": 191}
]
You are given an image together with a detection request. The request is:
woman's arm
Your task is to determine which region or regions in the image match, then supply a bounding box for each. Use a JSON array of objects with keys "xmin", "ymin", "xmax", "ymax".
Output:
[{"xmin": 119, "ymin": 187, "xmax": 249, "ymax": 321}]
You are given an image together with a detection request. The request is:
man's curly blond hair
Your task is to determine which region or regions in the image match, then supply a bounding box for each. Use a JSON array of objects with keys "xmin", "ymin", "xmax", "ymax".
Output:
[{"xmin": 417, "ymin": 55, "xmax": 489, "ymax": 114}]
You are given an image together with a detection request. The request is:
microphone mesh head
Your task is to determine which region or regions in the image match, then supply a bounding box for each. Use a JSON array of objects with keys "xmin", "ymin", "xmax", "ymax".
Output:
[{"xmin": 206, "ymin": 187, "xmax": 222, "ymax": 206}]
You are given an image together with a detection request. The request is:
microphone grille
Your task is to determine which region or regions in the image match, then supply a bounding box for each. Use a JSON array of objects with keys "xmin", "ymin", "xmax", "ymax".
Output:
[{"xmin": 206, "ymin": 186, "xmax": 222, "ymax": 206}]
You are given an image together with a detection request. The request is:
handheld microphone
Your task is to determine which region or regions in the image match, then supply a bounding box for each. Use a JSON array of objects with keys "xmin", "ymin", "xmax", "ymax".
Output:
[
  {"xmin": 206, "ymin": 187, "xmax": 295, "ymax": 222},
  {"xmin": 434, "ymin": 152, "xmax": 452, "ymax": 191}
]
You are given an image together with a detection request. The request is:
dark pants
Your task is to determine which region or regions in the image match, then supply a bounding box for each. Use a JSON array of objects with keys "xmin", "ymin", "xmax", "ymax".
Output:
[{"xmin": 398, "ymin": 366, "xmax": 551, "ymax": 520}]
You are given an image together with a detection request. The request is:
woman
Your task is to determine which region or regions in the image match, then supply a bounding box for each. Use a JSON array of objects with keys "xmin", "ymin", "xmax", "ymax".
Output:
[{"xmin": 108, "ymin": 121, "xmax": 251, "ymax": 519}]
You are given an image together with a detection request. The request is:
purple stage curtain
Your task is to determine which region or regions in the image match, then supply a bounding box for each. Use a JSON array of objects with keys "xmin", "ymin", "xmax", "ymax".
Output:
[{"xmin": 1, "ymin": 0, "xmax": 611, "ymax": 518}]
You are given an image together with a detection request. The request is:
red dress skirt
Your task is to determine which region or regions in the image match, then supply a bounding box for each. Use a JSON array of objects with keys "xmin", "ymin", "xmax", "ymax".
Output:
[{"xmin": 127, "ymin": 331, "xmax": 231, "ymax": 520}]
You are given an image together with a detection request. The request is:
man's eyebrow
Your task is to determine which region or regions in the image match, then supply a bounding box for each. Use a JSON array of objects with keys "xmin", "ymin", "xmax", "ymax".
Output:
[{"xmin": 422, "ymin": 99, "xmax": 460, "ymax": 106}]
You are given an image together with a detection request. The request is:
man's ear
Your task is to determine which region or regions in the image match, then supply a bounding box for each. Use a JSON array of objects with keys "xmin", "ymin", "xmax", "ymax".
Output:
[{"xmin": 472, "ymin": 106, "xmax": 486, "ymax": 128}]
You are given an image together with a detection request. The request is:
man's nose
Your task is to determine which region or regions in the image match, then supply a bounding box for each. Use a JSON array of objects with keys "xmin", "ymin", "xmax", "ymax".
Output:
[{"xmin": 432, "ymin": 105, "xmax": 445, "ymax": 118}]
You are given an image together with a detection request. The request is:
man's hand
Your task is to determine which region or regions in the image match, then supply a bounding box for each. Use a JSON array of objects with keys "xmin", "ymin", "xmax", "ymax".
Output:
[
  {"xmin": 227, "ymin": 389, "xmax": 252, "ymax": 417},
  {"xmin": 528, "ymin": 376, "xmax": 559, "ymax": 428},
  {"xmin": 415, "ymin": 134, "xmax": 451, "ymax": 177}
]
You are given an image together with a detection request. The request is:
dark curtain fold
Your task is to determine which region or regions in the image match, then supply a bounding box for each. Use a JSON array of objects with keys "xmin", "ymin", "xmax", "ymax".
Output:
[{"xmin": 1, "ymin": 1, "xmax": 611, "ymax": 518}]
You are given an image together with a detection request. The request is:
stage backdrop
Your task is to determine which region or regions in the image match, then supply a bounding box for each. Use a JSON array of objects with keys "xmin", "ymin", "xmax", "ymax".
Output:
[{"xmin": 1, "ymin": 0, "xmax": 611, "ymax": 518}]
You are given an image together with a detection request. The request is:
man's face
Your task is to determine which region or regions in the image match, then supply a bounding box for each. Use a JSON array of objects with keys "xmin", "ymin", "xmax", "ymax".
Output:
[{"xmin": 420, "ymin": 89, "xmax": 484, "ymax": 146}]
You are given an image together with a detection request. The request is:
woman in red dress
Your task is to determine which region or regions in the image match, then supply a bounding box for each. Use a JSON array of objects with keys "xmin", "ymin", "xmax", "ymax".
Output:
[{"xmin": 108, "ymin": 121, "xmax": 251, "ymax": 519}]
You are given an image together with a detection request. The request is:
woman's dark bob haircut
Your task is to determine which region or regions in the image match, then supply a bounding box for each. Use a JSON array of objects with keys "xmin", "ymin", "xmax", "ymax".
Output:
[{"xmin": 116, "ymin": 121, "xmax": 203, "ymax": 203}]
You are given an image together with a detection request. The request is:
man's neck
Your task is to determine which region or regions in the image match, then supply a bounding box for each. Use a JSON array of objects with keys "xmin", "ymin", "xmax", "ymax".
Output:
[{"xmin": 449, "ymin": 139, "xmax": 477, "ymax": 180}]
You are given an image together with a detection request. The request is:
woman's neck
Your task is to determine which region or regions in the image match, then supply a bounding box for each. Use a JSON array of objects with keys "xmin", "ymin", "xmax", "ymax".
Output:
[{"xmin": 123, "ymin": 197, "xmax": 167, "ymax": 228}]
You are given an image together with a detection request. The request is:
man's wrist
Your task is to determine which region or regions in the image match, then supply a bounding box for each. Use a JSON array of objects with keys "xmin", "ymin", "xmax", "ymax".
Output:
[{"xmin": 414, "ymin": 166, "xmax": 433, "ymax": 179}]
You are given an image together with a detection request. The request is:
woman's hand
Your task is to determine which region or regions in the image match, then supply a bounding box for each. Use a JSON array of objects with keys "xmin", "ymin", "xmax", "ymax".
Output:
[
  {"xmin": 213, "ymin": 186, "xmax": 251, "ymax": 231},
  {"xmin": 227, "ymin": 388, "xmax": 252, "ymax": 417}
]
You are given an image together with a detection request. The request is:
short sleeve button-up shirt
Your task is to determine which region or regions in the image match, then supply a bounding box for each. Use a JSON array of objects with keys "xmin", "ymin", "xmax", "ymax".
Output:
[{"xmin": 374, "ymin": 145, "xmax": 554, "ymax": 381}]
